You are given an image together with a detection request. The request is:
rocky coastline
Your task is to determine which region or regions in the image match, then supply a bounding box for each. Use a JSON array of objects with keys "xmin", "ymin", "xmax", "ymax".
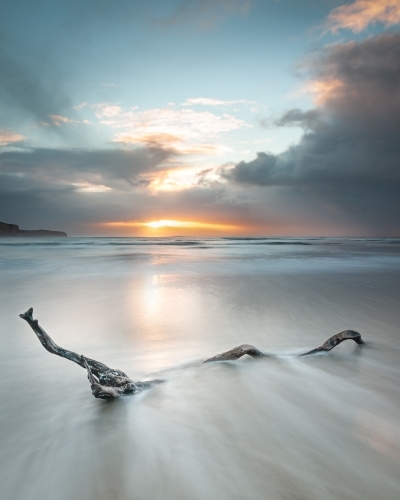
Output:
[{"xmin": 0, "ymin": 221, "xmax": 67, "ymax": 237}]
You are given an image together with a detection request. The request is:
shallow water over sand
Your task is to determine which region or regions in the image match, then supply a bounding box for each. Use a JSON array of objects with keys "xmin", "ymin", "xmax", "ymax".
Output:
[{"xmin": 1, "ymin": 238, "xmax": 400, "ymax": 500}]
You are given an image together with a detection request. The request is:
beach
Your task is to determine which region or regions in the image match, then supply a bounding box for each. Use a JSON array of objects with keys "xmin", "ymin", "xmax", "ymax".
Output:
[{"xmin": 1, "ymin": 237, "xmax": 400, "ymax": 500}]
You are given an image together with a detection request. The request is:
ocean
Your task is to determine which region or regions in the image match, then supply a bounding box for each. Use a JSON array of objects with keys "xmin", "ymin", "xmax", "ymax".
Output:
[{"xmin": 1, "ymin": 237, "xmax": 400, "ymax": 500}]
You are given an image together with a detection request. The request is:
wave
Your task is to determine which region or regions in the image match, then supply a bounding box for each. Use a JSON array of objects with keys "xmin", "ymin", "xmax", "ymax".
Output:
[{"xmin": 1, "ymin": 237, "xmax": 399, "ymax": 249}]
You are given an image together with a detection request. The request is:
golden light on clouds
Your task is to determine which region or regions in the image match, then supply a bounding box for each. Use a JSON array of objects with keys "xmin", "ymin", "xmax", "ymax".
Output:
[
  {"xmin": 72, "ymin": 182, "xmax": 112, "ymax": 193},
  {"xmin": 0, "ymin": 128, "xmax": 24, "ymax": 146},
  {"xmin": 148, "ymin": 165, "xmax": 209, "ymax": 192},
  {"xmin": 311, "ymin": 79, "xmax": 344, "ymax": 105},
  {"xmin": 85, "ymin": 104, "xmax": 247, "ymax": 158},
  {"xmin": 115, "ymin": 132, "xmax": 228, "ymax": 156},
  {"xmin": 327, "ymin": 0, "xmax": 400, "ymax": 33}
]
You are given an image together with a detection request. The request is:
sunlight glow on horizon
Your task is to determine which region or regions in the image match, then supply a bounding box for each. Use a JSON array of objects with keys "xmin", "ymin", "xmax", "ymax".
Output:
[{"xmin": 103, "ymin": 220, "xmax": 239, "ymax": 231}]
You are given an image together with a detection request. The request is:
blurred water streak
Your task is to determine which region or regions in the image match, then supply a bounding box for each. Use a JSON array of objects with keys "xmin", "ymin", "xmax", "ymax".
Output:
[{"xmin": 1, "ymin": 237, "xmax": 400, "ymax": 500}]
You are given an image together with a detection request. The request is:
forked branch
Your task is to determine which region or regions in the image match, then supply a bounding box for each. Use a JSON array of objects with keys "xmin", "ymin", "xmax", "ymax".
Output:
[
  {"xmin": 20, "ymin": 308, "xmax": 365, "ymax": 400},
  {"xmin": 19, "ymin": 308, "xmax": 110, "ymax": 376}
]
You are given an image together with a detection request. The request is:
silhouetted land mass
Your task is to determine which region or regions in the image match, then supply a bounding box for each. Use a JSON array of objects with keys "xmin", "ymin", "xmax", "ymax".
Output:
[{"xmin": 0, "ymin": 221, "xmax": 67, "ymax": 237}]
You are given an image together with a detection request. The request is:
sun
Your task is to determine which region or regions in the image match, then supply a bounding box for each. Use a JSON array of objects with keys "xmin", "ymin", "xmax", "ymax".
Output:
[
  {"xmin": 145, "ymin": 220, "xmax": 183, "ymax": 228},
  {"xmin": 102, "ymin": 219, "xmax": 239, "ymax": 234}
]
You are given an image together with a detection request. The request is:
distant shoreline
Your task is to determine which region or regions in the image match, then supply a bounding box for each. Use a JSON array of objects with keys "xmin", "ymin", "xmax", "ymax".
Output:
[{"xmin": 0, "ymin": 221, "xmax": 67, "ymax": 238}]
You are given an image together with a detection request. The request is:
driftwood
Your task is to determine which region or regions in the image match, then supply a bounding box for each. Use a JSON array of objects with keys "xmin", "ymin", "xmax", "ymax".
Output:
[{"xmin": 19, "ymin": 307, "xmax": 365, "ymax": 400}]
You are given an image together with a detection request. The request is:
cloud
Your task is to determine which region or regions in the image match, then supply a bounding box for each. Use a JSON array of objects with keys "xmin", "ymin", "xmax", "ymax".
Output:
[
  {"xmin": 0, "ymin": 128, "xmax": 24, "ymax": 146},
  {"xmin": 327, "ymin": 0, "xmax": 400, "ymax": 33},
  {"xmin": 94, "ymin": 103, "xmax": 247, "ymax": 135},
  {"xmin": 0, "ymin": 165, "xmax": 254, "ymax": 235},
  {"xmin": 0, "ymin": 145, "xmax": 175, "ymax": 188},
  {"xmin": 74, "ymin": 102, "xmax": 89, "ymax": 110},
  {"xmin": 2, "ymin": 19, "xmax": 400, "ymax": 236},
  {"xmin": 182, "ymin": 97, "xmax": 254, "ymax": 106},
  {"xmin": 93, "ymin": 104, "xmax": 124, "ymax": 118},
  {"xmin": 72, "ymin": 182, "xmax": 112, "ymax": 193},
  {"xmin": 48, "ymin": 115, "xmax": 90, "ymax": 126},
  {"xmin": 48, "ymin": 102, "xmax": 247, "ymax": 156},
  {"xmin": 221, "ymin": 34, "xmax": 400, "ymax": 235},
  {"xmin": 274, "ymin": 109, "xmax": 323, "ymax": 130},
  {"xmin": 84, "ymin": 103, "xmax": 249, "ymax": 154},
  {"xmin": 306, "ymin": 34, "xmax": 400, "ymax": 126}
]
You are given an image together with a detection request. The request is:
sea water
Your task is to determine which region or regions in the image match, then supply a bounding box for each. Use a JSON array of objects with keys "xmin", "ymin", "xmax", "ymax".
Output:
[{"xmin": 1, "ymin": 237, "xmax": 400, "ymax": 500}]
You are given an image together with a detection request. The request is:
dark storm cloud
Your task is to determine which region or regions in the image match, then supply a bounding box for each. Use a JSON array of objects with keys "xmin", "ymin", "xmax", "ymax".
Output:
[
  {"xmin": 0, "ymin": 146, "xmax": 175, "ymax": 186},
  {"xmin": 2, "ymin": 30, "xmax": 400, "ymax": 236},
  {"xmin": 0, "ymin": 174, "xmax": 150, "ymax": 232},
  {"xmin": 223, "ymin": 34, "xmax": 400, "ymax": 235},
  {"xmin": 274, "ymin": 109, "xmax": 322, "ymax": 130},
  {"xmin": 306, "ymin": 32, "xmax": 400, "ymax": 135},
  {"xmin": 0, "ymin": 169, "xmax": 248, "ymax": 234},
  {"xmin": 0, "ymin": 145, "xmax": 179, "ymax": 232}
]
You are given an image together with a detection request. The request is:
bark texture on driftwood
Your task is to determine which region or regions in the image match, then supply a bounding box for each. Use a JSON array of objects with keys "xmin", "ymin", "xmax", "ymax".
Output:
[
  {"xmin": 19, "ymin": 308, "xmax": 160, "ymax": 399},
  {"xmin": 300, "ymin": 330, "xmax": 364, "ymax": 356},
  {"xmin": 20, "ymin": 307, "xmax": 365, "ymax": 400},
  {"xmin": 203, "ymin": 344, "xmax": 266, "ymax": 363}
]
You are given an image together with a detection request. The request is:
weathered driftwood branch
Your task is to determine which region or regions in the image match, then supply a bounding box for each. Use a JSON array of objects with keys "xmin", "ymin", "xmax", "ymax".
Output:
[
  {"xmin": 19, "ymin": 307, "xmax": 365, "ymax": 400},
  {"xmin": 19, "ymin": 308, "xmax": 110, "ymax": 375},
  {"xmin": 19, "ymin": 307, "xmax": 159, "ymax": 399},
  {"xmin": 300, "ymin": 330, "xmax": 364, "ymax": 356},
  {"xmin": 203, "ymin": 344, "xmax": 266, "ymax": 363}
]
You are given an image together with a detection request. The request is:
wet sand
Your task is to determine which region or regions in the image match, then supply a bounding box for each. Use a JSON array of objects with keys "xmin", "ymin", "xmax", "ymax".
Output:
[{"xmin": 1, "ymin": 238, "xmax": 400, "ymax": 500}]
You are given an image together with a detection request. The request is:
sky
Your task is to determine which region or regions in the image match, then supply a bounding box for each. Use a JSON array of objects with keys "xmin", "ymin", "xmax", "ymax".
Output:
[{"xmin": 1, "ymin": 0, "xmax": 400, "ymax": 237}]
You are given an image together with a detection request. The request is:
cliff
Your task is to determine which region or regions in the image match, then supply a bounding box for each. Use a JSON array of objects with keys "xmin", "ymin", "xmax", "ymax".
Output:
[
  {"xmin": 0, "ymin": 222, "xmax": 67, "ymax": 237},
  {"xmin": 0, "ymin": 222, "xmax": 19, "ymax": 236}
]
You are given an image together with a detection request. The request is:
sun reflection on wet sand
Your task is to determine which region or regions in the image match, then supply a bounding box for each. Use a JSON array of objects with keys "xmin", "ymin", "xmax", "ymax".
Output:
[
  {"xmin": 127, "ymin": 272, "xmax": 208, "ymax": 373},
  {"xmin": 1, "ymin": 238, "xmax": 400, "ymax": 500}
]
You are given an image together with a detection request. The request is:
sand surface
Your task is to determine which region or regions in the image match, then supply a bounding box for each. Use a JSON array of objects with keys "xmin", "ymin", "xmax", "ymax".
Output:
[{"xmin": 1, "ymin": 237, "xmax": 400, "ymax": 500}]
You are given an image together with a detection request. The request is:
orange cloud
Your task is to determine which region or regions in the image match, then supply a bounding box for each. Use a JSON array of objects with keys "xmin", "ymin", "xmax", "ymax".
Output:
[
  {"xmin": 91, "ymin": 104, "xmax": 247, "ymax": 158},
  {"xmin": 114, "ymin": 132, "xmax": 231, "ymax": 157},
  {"xmin": 327, "ymin": 0, "xmax": 400, "ymax": 33},
  {"xmin": 115, "ymin": 133, "xmax": 183, "ymax": 147},
  {"xmin": 72, "ymin": 182, "xmax": 112, "ymax": 193},
  {"xmin": 310, "ymin": 79, "xmax": 345, "ymax": 105},
  {"xmin": 113, "ymin": 132, "xmax": 216, "ymax": 154},
  {"xmin": 48, "ymin": 115, "xmax": 90, "ymax": 126},
  {"xmin": 0, "ymin": 129, "xmax": 24, "ymax": 146}
]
